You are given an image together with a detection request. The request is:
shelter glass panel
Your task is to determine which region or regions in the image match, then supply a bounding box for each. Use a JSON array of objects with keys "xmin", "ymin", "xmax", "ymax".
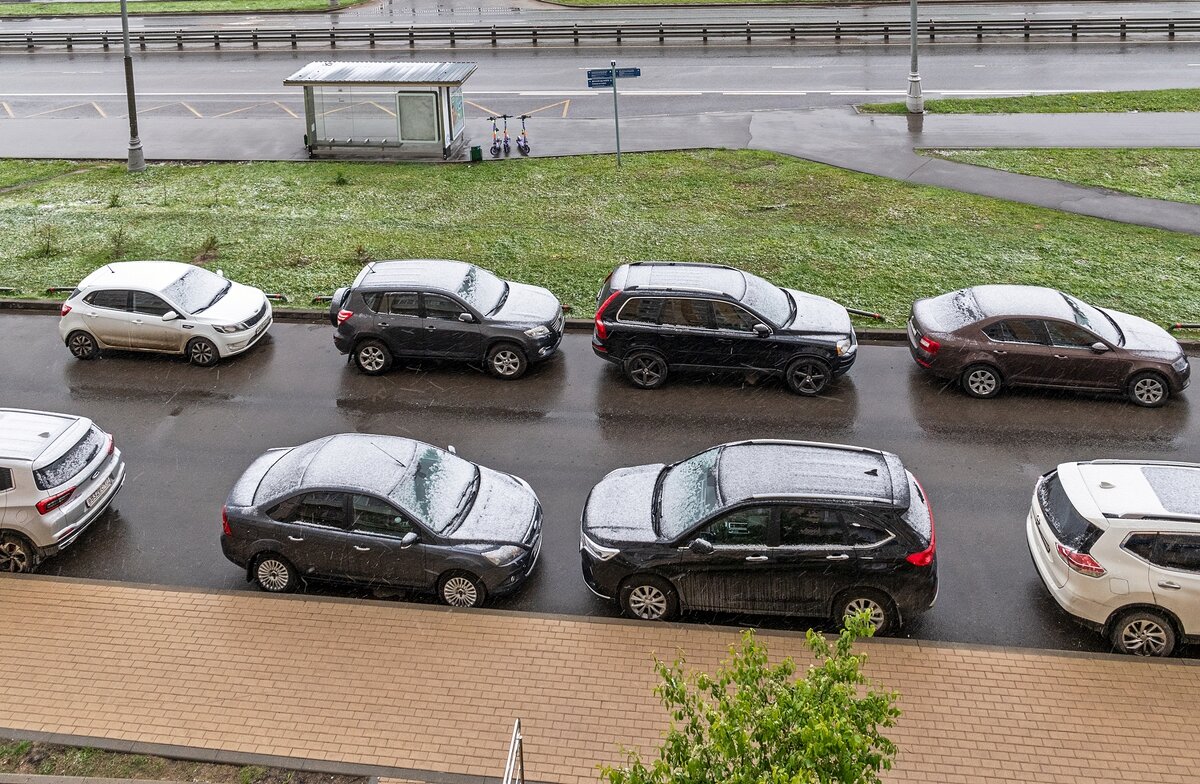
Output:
[{"xmin": 397, "ymin": 92, "xmax": 439, "ymax": 142}]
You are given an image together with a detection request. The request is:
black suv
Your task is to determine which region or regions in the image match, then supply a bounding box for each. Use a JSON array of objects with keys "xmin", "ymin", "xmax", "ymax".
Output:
[
  {"xmin": 580, "ymin": 440, "xmax": 937, "ymax": 633},
  {"xmin": 330, "ymin": 259, "xmax": 564, "ymax": 379},
  {"xmin": 591, "ymin": 262, "xmax": 856, "ymax": 395}
]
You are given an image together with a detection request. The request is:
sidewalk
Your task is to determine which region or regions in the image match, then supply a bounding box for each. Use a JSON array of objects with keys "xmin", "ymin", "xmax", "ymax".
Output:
[{"xmin": 2, "ymin": 574, "xmax": 1198, "ymax": 784}]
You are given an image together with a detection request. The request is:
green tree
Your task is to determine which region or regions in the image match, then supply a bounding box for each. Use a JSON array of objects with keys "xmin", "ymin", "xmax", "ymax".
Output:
[{"xmin": 603, "ymin": 613, "xmax": 899, "ymax": 784}]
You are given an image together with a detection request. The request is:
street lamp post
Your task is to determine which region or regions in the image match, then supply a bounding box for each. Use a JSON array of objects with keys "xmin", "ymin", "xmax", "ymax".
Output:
[
  {"xmin": 119, "ymin": 0, "xmax": 146, "ymax": 172},
  {"xmin": 906, "ymin": 0, "xmax": 924, "ymax": 114}
]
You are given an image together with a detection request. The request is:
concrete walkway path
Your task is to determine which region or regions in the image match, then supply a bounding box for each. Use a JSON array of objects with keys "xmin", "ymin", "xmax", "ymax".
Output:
[{"xmin": 2, "ymin": 107, "xmax": 1200, "ymax": 233}]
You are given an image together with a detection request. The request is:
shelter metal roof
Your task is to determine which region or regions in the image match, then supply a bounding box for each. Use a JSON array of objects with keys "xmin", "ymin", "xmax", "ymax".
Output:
[{"xmin": 283, "ymin": 61, "xmax": 477, "ymax": 87}]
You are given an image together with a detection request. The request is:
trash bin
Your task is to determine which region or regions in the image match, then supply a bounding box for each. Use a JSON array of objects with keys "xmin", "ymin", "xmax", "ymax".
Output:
[{"xmin": 470, "ymin": 145, "xmax": 483, "ymax": 162}]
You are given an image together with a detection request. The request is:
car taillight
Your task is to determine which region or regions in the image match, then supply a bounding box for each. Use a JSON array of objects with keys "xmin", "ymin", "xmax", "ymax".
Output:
[
  {"xmin": 906, "ymin": 476, "xmax": 937, "ymax": 567},
  {"xmin": 60, "ymin": 303, "xmax": 72, "ymax": 317},
  {"xmin": 222, "ymin": 506, "xmax": 232, "ymax": 537},
  {"xmin": 918, "ymin": 335, "xmax": 940, "ymax": 354},
  {"xmin": 36, "ymin": 486, "xmax": 77, "ymax": 515},
  {"xmin": 1056, "ymin": 542, "xmax": 1105, "ymax": 577},
  {"xmin": 336, "ymin": 309, "xmax": 353, "ymax": 326},
  {"xmin": 594, "ymin": 291, "xmax": 621, "ymax": 341}
]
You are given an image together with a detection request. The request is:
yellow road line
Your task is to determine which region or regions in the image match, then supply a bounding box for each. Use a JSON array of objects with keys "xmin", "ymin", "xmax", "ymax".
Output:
[
  {"xmin": 210, "ymin": 103, "xmax": 261, "ymax": 119},
  {"xmin": 464, "ymin": 99, "xmax": 501, "ymax": 117},
  {"xmin": 25, "ymin": 102, "xmax": 88, "ymax": 118},
  {"xmin": 91, "ymin": 101, "xmax": 106, "ymax": 118},
  {"xmin": 366, "ymin": 100, "xmax": 397, "ymax": 117},
  {"xmin": 274, "ymin": 100, "xmax": 299, "ymax": 119},
  {"xmin": 180, "ymin": 102, "xmax": 202, "ymax": 118},
  {"xmin": 1, "ymin": 102, "xmax": 12, "ymax": 118}
]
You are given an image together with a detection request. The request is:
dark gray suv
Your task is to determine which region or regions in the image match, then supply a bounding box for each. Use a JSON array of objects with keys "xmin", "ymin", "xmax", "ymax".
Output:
[{"xmin": 330, "ymin": 260, "xmax": 564, "ymax": 379}]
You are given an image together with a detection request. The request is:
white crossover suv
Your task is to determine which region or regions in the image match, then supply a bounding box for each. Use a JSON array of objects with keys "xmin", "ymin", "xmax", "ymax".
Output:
[
  {"xmin": 1027, "ymin": 459, "xmax": 1200, "ymax": 656},
  {"xmin": 59, "ymin": 261, "xmax": 272, "ymax": 366},
  {"xmin": 0, "ymin": 409, "xmax": 126, "ymax": 572}
]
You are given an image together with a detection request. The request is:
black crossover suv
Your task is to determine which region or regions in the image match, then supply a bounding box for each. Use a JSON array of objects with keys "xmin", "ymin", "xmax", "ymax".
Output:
[
  {"xmin": 591, "ymin": 262, "xmax": 857, "ymax": 395},
  {"xmin": 330, "ymin": 259, "xmax": 565, "ymax": 379},
  {"xmin": 580, "ymin": 440, "xmax": 937, "ymax": 633},
  {"xmin": 221, "ymin": 433, "xmax": 543, "ymax": 607}
]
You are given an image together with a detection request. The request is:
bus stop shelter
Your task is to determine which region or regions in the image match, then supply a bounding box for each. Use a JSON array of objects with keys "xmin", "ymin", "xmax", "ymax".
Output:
[{"xmin": 283, "ymin": 61, "xmax": 476, "ymax": 159}]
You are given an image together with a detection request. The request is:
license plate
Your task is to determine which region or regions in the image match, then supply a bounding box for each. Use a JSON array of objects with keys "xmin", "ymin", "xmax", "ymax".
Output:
[{"xmin": 87, "ymin": 476, "xmax": 113, "ymax": 508}]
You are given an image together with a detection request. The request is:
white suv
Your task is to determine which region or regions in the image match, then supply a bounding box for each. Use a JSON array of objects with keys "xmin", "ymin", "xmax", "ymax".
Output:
[
  {"xmin": 0, "ymin": 409, "xmax": 126, "ymax": 572},
  {"xmin": 1027, "ymin": 459, "xmax": 1200, "ymax": 656},
  {"xmin": 59, "ymin": 261, "xmax": 272, "ymax": 367}
]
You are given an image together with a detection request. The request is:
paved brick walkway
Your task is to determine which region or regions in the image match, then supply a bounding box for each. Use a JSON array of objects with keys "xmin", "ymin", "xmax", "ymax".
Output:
[{"xmin": 2, "ymin": 575, "xmax": 1198, "ymax": 783}]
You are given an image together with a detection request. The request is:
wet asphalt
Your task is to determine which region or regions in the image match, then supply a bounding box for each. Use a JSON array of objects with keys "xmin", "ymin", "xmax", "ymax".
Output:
[{"xmin": 2, "ymin": 312, "xmax": 1197, "ymax": 656}]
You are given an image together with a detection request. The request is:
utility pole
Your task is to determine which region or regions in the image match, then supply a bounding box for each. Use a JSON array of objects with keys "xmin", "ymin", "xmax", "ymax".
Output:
[
  {"xmin": 610, "ymin": 59, "xmax": 622, "ymax": 167},
  {"xmin": 119, "ymin": 0, "xmax": 146, "ymax": 172},
  {"xmin": 906, "ymin": 0, "xmax": 924, "ymax": 114}
]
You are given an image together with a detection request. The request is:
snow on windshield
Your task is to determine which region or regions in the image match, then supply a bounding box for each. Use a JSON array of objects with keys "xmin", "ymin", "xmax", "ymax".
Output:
[
  {"xmin": 1062, "ymin": 294, "xmax": 1121, "ymax": 345},
  {"xmin": 921, "ymin": 289, "xmax": 983, "ymax": 330},
  {"xmin": 658, "ymin": 447, "xmax": 721, "ymax": 539},
  {"xmin": 389, "ymin": 445, "xmax": 478, "ymax": 534},
  {"xmin": 458, "ymin": 265, "xmax": 507, "ymax": 314},
  {"xmin": 163, "ymin": 267, "xmax": 229, "ymax": 314},
  {"xmin": 740, "ymin": 273, "xmax": 791, "ymax": 327}
]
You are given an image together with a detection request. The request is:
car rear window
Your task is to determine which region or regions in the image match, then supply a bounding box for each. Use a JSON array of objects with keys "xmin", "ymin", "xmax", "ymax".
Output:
[
  {"xmin": 1037, "ymin": 472, "xmax": 1102, "ymax": 552},
  {"xmin": 34, "ymin": 426, "xmax": 105, "ymax": 490}
]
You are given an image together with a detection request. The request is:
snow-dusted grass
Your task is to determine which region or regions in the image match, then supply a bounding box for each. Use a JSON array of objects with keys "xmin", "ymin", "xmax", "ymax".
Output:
[
  {"xmin": 860, "ymin": 89, "xmax": 1200, "ymax": 115},
  {"xmin": 929, "ymin": 149, "xmax": 1200, "ymax": 208},
  {"xmin": 1, "ymin": 152, "xmax": 1198, "ymax": 326}
]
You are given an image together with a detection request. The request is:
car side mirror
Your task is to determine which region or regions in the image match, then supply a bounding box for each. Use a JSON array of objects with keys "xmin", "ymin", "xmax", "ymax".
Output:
[
  {"xmin": 400, "ymin": 531, "xmax": 419, "ymax": 548},
  {"xmin": 689, "ymin": 538, "xmax": 714, "ymax": 556},
  {"xmin": 1090, "ymin": 342, "xmax": 1109, "ymax": 353},
  {"xmin": 162, "ymin": 310, "xmax": 178, "ymax": 321},
  {"xmin": 447, "ymin": 444, "xmax": 457, "ymax": 455},
  {"xmin": 216, "ymin": 269, "xmax": 226, "ymax": 278},
  {"xmin": 458, "ymin": 313, "xmax": 475, "ymax": 323},
  {"xmin": 753, "ymin": 323, "xmax": 771, "ymax": 337}
]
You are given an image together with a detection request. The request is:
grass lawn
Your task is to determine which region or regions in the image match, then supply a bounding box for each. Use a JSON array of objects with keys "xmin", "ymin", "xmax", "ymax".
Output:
[
  {"xmin": 0, "ymin": 0, "xmax": 344, "ymax": 16},
  {"xmin": 929, "ymin": 149, "xmax": 1200, "ymax": 207},
  {"xmin": 860, "ymin": 88, "xmax": 1200, "ymax": 115},
  {"xmin": 1, "ymin": 151, "xmax": 1198, "ymax": 327}
]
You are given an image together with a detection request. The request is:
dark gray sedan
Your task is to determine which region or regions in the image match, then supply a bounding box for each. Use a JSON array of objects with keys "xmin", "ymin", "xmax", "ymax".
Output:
[{"xmin": 220, "ymin": 433, "xmax": 542, "ymax": 607}]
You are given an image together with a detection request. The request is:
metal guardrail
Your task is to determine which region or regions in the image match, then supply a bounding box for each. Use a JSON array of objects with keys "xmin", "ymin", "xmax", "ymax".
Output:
[
  {"xmin": 502, "ymin": 718, "xmax": 525, "ymax": 784},
  {"xmin": 1169, "ymin": 323, "xmax": 1200, "ymax": 332},
  {"xmin": 3, "ymin": 16, "xmax": 1199, "ymax": 49}
]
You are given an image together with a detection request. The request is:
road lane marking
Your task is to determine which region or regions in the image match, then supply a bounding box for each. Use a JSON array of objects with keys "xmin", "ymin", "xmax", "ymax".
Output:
[
  {"xmin": 24, "ymin": 102, "xmax": 91, "ymax": 118},
  {"xmin": 91, "ymin": 101, "xmax": 106, "ymax": 117},
  {"xmin": 464, "ymin": 98, "xmax": 502, "ymax": 117},
  {"xmin": 274, "ymin": 100, "xmax": 299, "ymax": 118},
  {"xmin": 522, "ymin": 99, "xmax": 571, "ymax": 118},
  {"xmin": 1, "ymin": 102, "xmax": 12, "ymax": 118},
  {"xmin": 180, "ymin": 102, "xmax": 203, "ymax": 118}
]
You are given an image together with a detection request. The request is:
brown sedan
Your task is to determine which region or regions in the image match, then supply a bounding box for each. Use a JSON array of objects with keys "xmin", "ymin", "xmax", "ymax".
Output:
[{"xmin": 907, "ymin": 285, "xmax": 1190, "ymax": 407}]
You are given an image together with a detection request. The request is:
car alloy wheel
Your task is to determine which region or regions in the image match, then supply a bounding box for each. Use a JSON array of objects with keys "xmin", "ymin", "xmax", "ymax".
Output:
[
  {"xmin": 486, "ymin": 343, "xmax": 527, "ymax": 379},
  {"xmin": 188, "ymin": 338, "xmax": 219, "ymax": 367},
  {"xmin": 624, "ymin": 351, "xmax": 668, "ymax": 389},
  {"xmin": 838, "ymin": 590, "xmax": 894, "ymax": 635},
  {"xmin": 254, "ymin": 556, "xmax": 295, "ymax": 592},
  {"xmin": 1129, "ymin": 373, "xmax": 1168, "ymax": 408},
  {"xmin": 627, "ymin": 584, "xmax": 669, "ymax": 620},
  {"xmin": 1113, "ymin": 611, "xmax": 1175, "ymax": 657},
  {"xmin": 961, "ymin": 364, "xmax": 1002, "ymax": 399},
  {"xmin": 786, "ymin": 358, "xmax": 831, "ymax": 396},
  {"xmin": 0, "ymin": 535, "xmax": 35, "ymax": 573},
  {"xmin": 357, "ymin": 345, "xmax": 387, "ymax": 373},
  {"xmin": 843, "ymin": 597, "xmax": 887, "ymax": 629},
  {"xmin": 67, "ymin": 331, "xmax": 99, "ymax": 360},
  {"xmin": 440, "ymin": 573, "xmax": 484, "ymax": 608}
]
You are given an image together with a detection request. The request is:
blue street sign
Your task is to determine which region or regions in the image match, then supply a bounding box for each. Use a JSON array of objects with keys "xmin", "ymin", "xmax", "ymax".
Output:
[
  {"xmin": 586, "ymin": 67, "xmax": 640, "ymax": 82},
  {"xmin": 614, "ymin": 68, "xmax": 641, "ymax": 78},
  {"xmin": 587, "ymin": 78, "xmax": 614, "ymax": 88},
  {"xmin": 587, "ymin": 68, "xmax": 613, "ymax": 79}
]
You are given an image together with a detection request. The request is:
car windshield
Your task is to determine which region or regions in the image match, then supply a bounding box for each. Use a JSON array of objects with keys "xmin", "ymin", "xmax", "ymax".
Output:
[
  {"xmin": 388, "ymin": 445, "xmax": 479, "ymax": 534},
  {"xmin": 740, "ymin": 273, "xmax": 792, "ymax": 327},
  {"xmin": 657, "ymin": 447, "xmax": 722, "ymax": 539},
  {"xmin": 1061, "ymin": 293, "xmax": 1122, "ymax": 345},
  {"xmin": 458, "ymin": 265, "xmax": 508, "ymax": 315},
  {"xmin": 163, "ymin": 267, "xmax": 231, "ymax": 314},
  {"xmin": 34, "ymin": 425, "xmax": 105, "ymax": 490}
]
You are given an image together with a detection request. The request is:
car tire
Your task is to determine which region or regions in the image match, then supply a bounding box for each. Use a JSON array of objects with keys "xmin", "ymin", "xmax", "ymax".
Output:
[
  {"xmin": 354, "ymin": 339, "xmax": 393, "ymax": 376},
  {"xmin": 0, "ymin": 532, "xmax": 38, "ymax": 574},
  {"xmin": 438, "ymin": 571, "xmax": 486, "ymax": 608},
  {"xmin": 66, "ymin": 330, "xmax": 100, "ymax": 360},
  {"xmin": 961, "ymin": 363, "xmax": 1002, "ymax": 399},
  {"xmin": 623, "ymin": 350, "xmax": 669, "ymax": 390},
  {"xmin": 187, "ymin": 337, "xmax": 220, "ymax": 367},
  {"xmin": 835, "ymin": 589, "xmax": 897, "ymax": 636},
  {"xmin": 785, "ymin": 357, "xmax": 832, "ymax": 396},
  {"xmin": 1127, "ymin": 372, "xmax": 1169, "ymax": 408},
  {"xmin": 252, "ymin": 553, "xmax": 297, "ymax": 593},
  {"xmin": 486, "ymin": 342, "xmax": 528, "ymax": 380},
  {"xmin": 1110, "ymin": 608, "xmax": 1176, "ymax": 657},
  {"xmin": 619, "ymin": 575, "xmax": 679, "ymax": 621}
]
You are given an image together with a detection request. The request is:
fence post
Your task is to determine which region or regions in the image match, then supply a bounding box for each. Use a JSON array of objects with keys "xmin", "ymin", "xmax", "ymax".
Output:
[
  {"xmin": 1120, "ymin": 17, "xmax": 1126, "ymax": 39},
  {"xmin": 573, "ymin": 24, "xmax": 578, "ymax": 44}
]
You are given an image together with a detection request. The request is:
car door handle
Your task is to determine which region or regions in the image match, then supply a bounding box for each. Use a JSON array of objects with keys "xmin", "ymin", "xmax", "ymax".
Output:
[
  {"xmin": 131, "ymin": 319, "xmax": 143, "ymax": 325},
  {"xmin": 991, "ymin": 350, "xmax": 1007, "ymax": 355},
  {"xmin": 424, "ymin": 325, "xmax": 436, "ymax": 331},
  {"xmin": 377, "ymin": 322, "xmax": 389, "ymax": 327},
  {"xmin": 744, "ymin": 555, "xmax": 769, "ymax": 562},
  {"xmin": 354, "ymin": 545, "xmax": 371, "ymax": 552},
  {"xmin": 1158, "ymin": 581, "xmax": 1182, "ymax": 590},
  {"xmin": 825, "ymin": 553, "xmax": 850, "ymax": 561},
  {"xmin": 1053, "ymin": 354, "xmax": 1069, "ymax": 359},
  {"xmin": 287, "ymin": 535, "xmax": 304, "ymax": 542}
]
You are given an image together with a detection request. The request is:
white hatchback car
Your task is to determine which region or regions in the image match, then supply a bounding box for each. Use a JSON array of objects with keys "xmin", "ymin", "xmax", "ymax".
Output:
[
  {"xmin": 1027, "ymin": 459, "xmax": 1200, "ymax": 656},
  {"xmin": 59, "ymin": 261, "xmax": 272, "ymax": 366},
  {"xmin": 0, "ymin": 408, "xmax": 126, "ymax": 572}
]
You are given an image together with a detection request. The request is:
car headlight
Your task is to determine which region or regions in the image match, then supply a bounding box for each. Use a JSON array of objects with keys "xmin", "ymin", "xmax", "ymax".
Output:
[
  {"xmin": 524, "ymin": 325, "xmax": 551, "ymax": 339},
  {"xmin": 481, "ymin": 545, "xmax": 525, "ymax": 566},
  {"xmin": 213, "ymin": 321, "xmax": 250, "ymax": 334},
  {"xmin": 580, "ymin": 531, "xmax": 620, "ymax": 561},
  {"xmin": 1173, "ymin": 356, "xmax": 1190, "ymax": 372},
  {"xmin": 836, "ymin": 337, "xmax": 855, "ymax": 356}
]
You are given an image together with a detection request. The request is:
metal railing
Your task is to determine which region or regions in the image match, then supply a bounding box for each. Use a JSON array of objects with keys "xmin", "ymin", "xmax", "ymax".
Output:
[
  {"xmin": 3, "ymin": 16, "xmax": 1199, "ymax": 50},
  {"xmin": 502, "ymin": 718, "xmax": 525, "ymax": 784}
]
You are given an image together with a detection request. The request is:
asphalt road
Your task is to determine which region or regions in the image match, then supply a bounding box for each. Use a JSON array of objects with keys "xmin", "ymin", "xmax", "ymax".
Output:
[
  {"xmin": 5, "ymin": 41, "xmax": 1200, "ymax": 119},
  {"xmin": 2, "ymin": 313, "xmax": 1196, "ymax": 656}
]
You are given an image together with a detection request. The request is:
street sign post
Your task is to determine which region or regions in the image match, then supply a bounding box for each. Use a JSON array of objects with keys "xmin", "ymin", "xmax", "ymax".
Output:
[{"xmin": 587, "ymin": 61, "xmax": 640, "ymax": 167}]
